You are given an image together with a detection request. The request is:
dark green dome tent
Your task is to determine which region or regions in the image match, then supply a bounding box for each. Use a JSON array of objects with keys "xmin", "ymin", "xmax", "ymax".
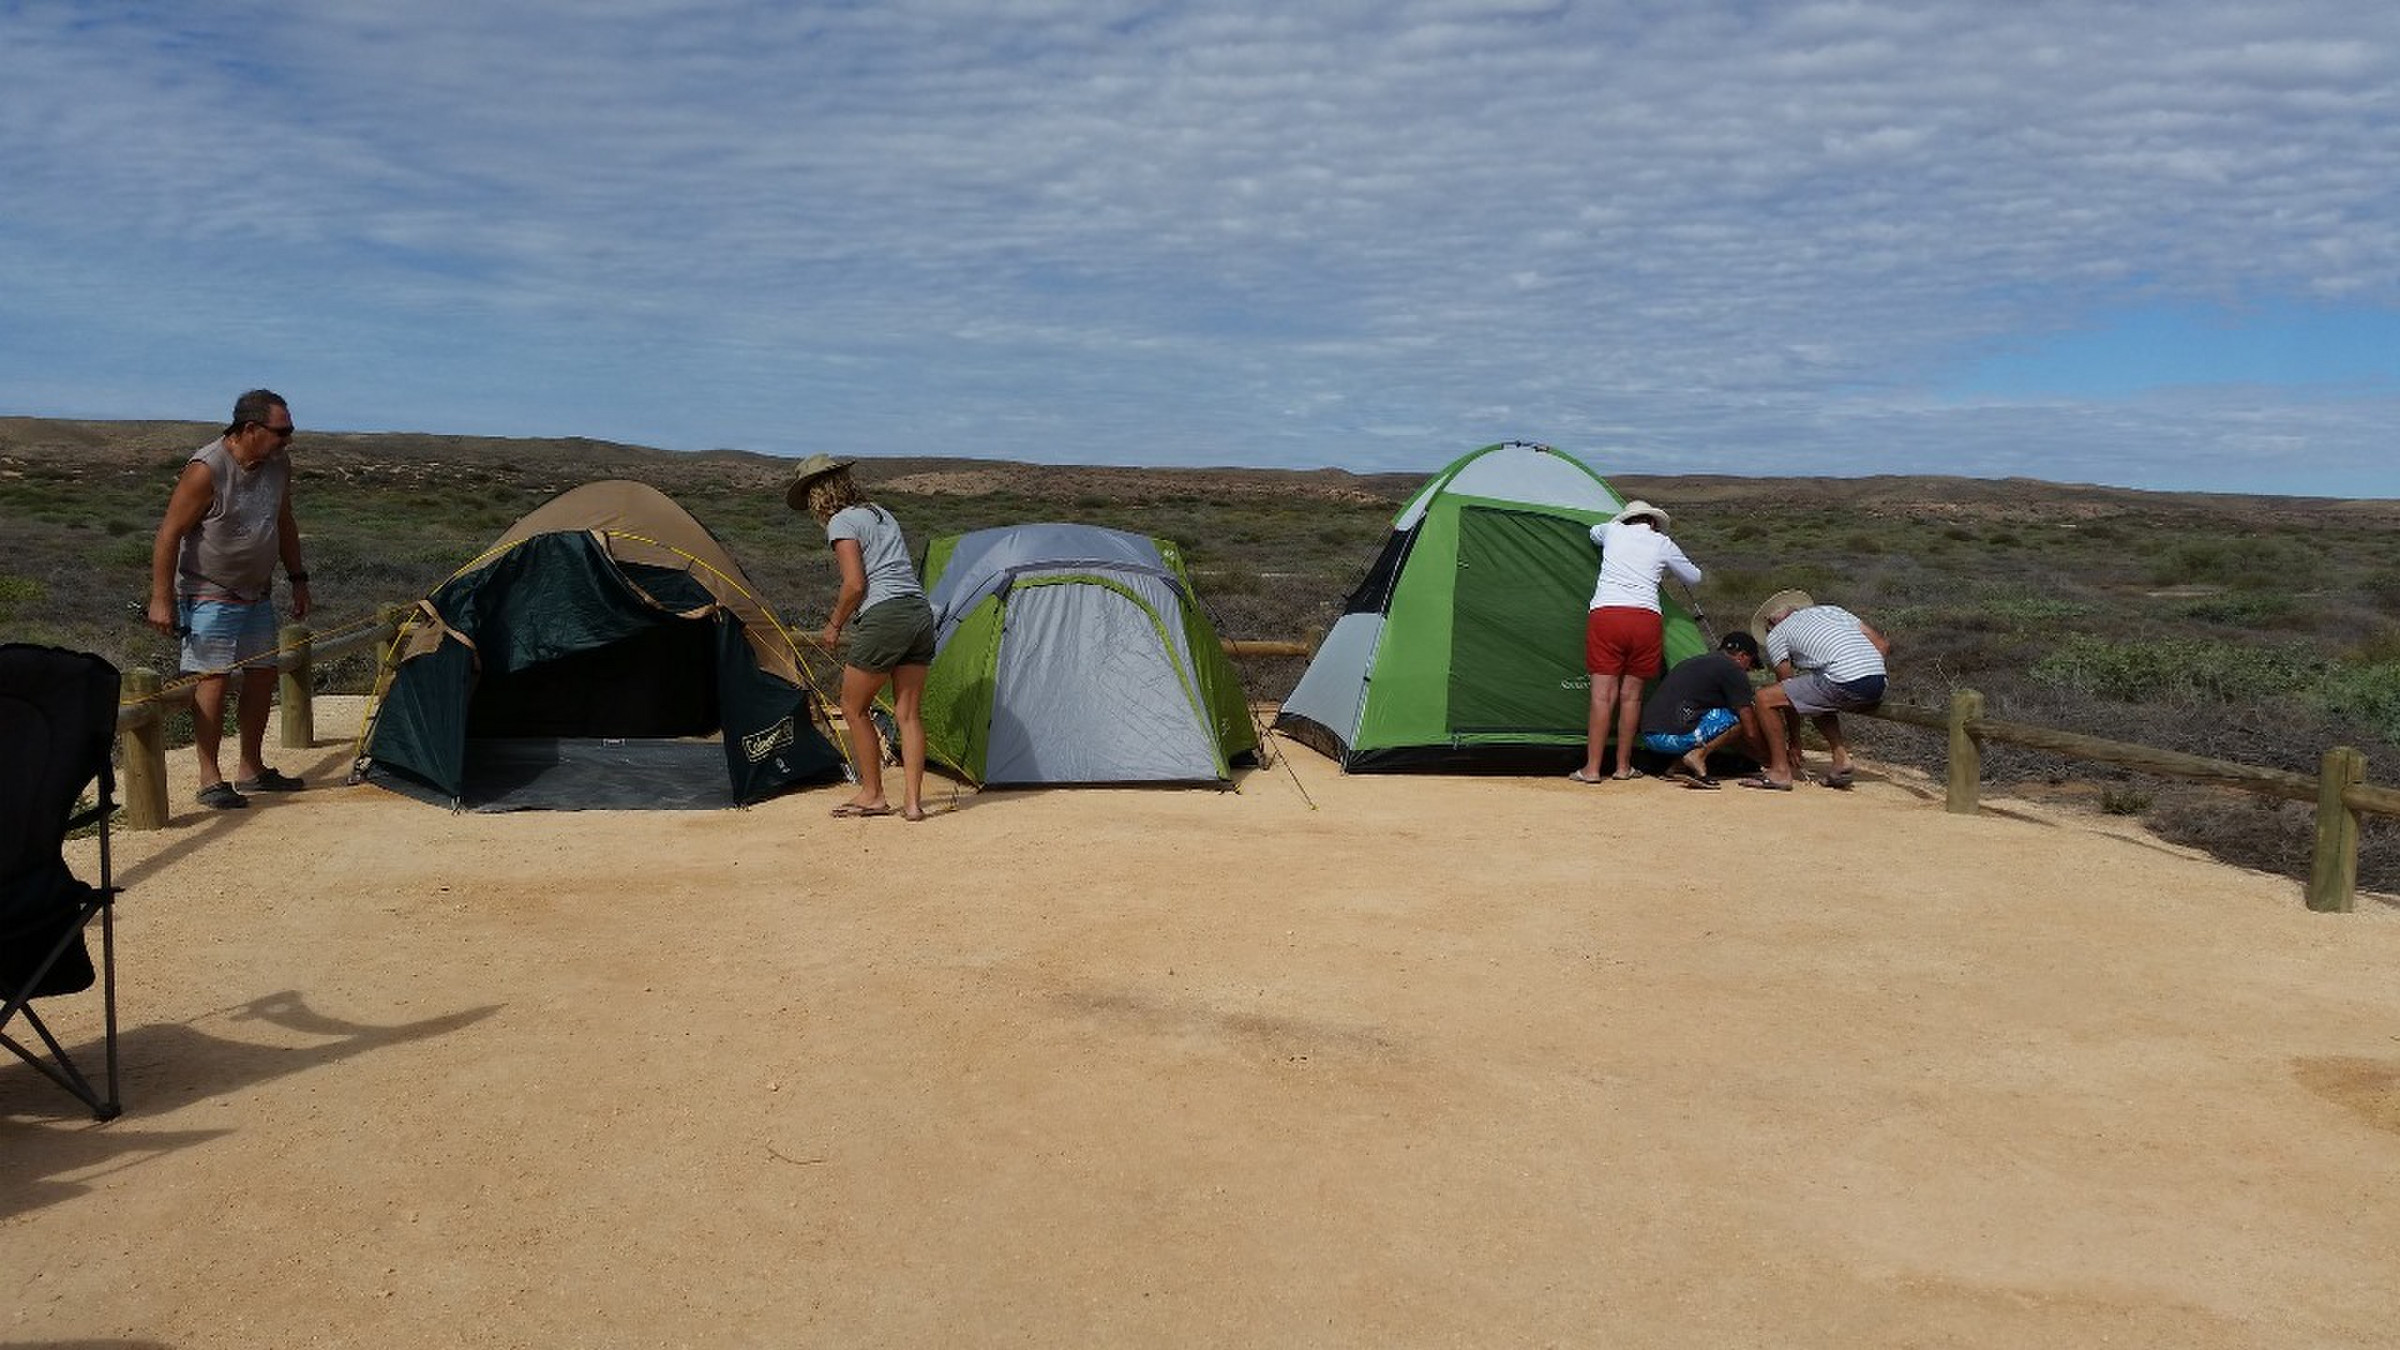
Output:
[
  {"xmin": 356, "ymin": 480, "xmax": 844, "ymax": 809},
  {"xmin": 1276, "ymin": 442, "xmax": 1706, "ymax": 772},
  {"xmin": 915, "ymin": 522, "xmax": 1256, "ymax": 786}
]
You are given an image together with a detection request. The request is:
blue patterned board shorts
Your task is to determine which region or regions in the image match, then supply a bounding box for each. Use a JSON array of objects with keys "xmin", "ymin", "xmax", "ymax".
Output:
[
  {"xmin": 1640, "ymin": 706, "xmax": 1740, "ymax": 756},
  {"xmin": 180, "ymin": 597, "xmax": 276, "ymax": 674}
]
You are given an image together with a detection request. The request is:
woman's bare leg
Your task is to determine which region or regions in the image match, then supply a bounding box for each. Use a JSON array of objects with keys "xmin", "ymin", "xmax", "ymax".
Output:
[
  {"xmin": 839, "ymin": 665, "xmax": 892, "ymax": 809},
  {"xmin": 890, "ymin": 663, "xmax": 929, "ymax": 819}
]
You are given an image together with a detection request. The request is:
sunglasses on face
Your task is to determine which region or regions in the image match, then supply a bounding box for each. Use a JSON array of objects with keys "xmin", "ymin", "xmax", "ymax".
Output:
[{"xmin": 251, "ymin": 422, "xmax": 295, "ymax": 440}]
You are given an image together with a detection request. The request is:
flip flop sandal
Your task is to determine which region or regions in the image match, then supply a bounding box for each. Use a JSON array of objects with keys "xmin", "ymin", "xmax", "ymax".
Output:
[
  {"xmin": 235, "ymin": 768, "xmax": 304, "ymax": 792},
  {"xmin": 1821, "ymin": 769, "xmax": 1856, "ymax": 789},
  {"xmin": 1566, "ymin": 769, "xmax": 1607, "ymax": 784},
  {"xmin": 1676, "ymin": 773, "xmax": 1722, "ymax": 790},
  {"xmin": 1737, "ymin": 776, "xmax": 1794, "ymax": 792},
  {"xmin": 196, "ymin": 782, "xmax": 250, "ymax": 810},
  {"xmin": 829, "ymin": 802, "xmax": 895, "ymax": 818}
]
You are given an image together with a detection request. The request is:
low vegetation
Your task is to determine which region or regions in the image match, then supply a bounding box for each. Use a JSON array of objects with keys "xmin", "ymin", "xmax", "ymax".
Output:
[{"xmin": 5, "ymin": 418, "xmax": 2395, "ymax": 895}]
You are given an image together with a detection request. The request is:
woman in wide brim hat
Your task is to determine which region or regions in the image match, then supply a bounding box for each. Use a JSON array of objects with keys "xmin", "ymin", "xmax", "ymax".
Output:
[
  {"xmin": 1573, "ymin": 498, "xmax": 1702, "ymax": 783},
  {"xmin": 786, "ymin": 454, "xmax": 937, "ymax": 821}
]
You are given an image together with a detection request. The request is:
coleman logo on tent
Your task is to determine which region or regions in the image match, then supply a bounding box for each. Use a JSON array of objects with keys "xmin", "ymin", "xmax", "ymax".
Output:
[{"xmin": 742, "ymin": 717, "xmax": 796, "ymax": 763}]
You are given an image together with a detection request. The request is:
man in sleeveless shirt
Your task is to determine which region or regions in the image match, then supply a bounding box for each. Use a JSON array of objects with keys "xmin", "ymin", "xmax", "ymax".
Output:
[{"xmin": 146, "ymin": 390, "xmax": 313, "ymax": 810}]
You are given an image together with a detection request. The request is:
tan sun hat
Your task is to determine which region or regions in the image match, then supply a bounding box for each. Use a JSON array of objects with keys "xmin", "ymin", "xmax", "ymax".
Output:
[
  {"xmin": 1609, "ymin": 500, "xmax": 1671, "ymax": 530},
  {"xmin": 1750, "ymin": 589, "xmax": 1815, "ymax": 643},
  {"xmin": 782, "ymin": 453, "xmax": 856, "ymax": 510}
]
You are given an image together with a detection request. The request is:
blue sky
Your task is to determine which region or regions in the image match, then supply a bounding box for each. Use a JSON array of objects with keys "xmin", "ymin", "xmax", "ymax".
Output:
[{"xmin": 4, "ymin": 1, "xmax": 2397, "ymax": 498}]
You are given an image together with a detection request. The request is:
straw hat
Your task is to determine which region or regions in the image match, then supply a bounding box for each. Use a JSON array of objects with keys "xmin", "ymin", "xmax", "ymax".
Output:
[
  {"xmin": 1609, "ymin": 500, "xmax": 1671, "ymax": 530},
  {"xmin": 782, "ymin": 454, "xmax": 856, "ymax": 510},
  {"xmin": 1750, "ymin": 589, "xmax": 1815, "ymax": 643}
]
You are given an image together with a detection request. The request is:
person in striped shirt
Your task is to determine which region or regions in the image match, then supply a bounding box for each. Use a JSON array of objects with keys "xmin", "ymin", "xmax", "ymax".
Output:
[{"xmin": 1749, "ymin": 590, "xmax": 1889, "ymax": 790}]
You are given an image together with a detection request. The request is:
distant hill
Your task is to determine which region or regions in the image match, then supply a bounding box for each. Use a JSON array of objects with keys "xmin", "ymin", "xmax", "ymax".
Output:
[{"xmin": 12, "ymin": 414, "xmax": 2395, "ymax": 525}]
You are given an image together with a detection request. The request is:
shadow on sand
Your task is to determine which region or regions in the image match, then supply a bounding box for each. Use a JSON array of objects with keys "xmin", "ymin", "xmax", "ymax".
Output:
[{"xmin": 0, "ymin": 990, "xmax": 498, "ymax": 1221}]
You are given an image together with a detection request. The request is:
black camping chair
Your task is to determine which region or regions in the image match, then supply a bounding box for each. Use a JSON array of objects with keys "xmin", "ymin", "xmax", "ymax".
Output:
[{"xmin": 1, "ymin": 644, "xmax": 123, "ymax": 1120}]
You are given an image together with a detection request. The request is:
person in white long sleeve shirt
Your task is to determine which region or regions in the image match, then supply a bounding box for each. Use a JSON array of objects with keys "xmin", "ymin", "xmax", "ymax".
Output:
[{"xmin": 1574, "ymin": 500, "xmax": 1701, "ymax": 783}]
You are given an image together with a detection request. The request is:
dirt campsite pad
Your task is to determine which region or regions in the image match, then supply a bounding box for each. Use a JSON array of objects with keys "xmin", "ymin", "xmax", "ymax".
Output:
[{"xmin": 7, "ymin": 698, "xmax": 2399, "ymax": 1348}]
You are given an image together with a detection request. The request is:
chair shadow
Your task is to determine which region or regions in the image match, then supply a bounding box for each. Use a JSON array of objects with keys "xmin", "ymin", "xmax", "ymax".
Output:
[{"xmin": 0, "ymin": 989, "xmax": 498, "ymax": 1222}]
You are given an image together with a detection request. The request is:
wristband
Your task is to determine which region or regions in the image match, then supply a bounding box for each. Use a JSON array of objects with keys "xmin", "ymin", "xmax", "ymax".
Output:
[{"xmin": 289, "ymin": 571, "xmax": 310, "ymax": 584}]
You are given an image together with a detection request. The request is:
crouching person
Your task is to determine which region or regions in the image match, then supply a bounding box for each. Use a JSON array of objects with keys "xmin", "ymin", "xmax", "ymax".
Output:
[
  {"xmin": 1750, "ymin": 590, "xmax": 1889, "ymax": 789},
  {"xmin": 1637, "ymin": 631, "xmax": 1791, "ymax": 789}
]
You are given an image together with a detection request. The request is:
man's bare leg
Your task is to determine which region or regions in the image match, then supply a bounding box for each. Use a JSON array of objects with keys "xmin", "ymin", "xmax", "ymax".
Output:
[
  {"xmin": 233, "ymin": 666, "xmax": 276, "ymax": 783},
  {"xmin": 190, "ymin": 672, "xmax": 232, "ymax": 790}
]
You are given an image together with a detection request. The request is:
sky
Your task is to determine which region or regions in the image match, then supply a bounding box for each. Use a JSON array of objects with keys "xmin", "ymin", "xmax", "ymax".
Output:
[{"xmin": 4, "ymin": 1, "xmax": 2398, "ymax": 498}]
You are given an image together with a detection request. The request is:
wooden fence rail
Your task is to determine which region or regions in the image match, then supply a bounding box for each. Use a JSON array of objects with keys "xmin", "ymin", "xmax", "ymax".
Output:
[{"xmin": 1861, "ymin": 691, "xmax": 2395, "ymax": 913}]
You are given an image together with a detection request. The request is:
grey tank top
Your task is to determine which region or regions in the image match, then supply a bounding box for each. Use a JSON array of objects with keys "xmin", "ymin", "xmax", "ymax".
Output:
[{"xmin": 176, "ymin": 438, "xmax": 290, "ymax": 602}]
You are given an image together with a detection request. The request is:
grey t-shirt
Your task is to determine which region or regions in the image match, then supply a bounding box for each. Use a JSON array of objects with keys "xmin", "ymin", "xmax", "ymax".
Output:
[
  {"xmin": 176, "ymin": 436, "xmax": 290, "ymax": 602},
  {"xmin": 825, "ymin": 504, "xmax": 923, "ymax": 611}
]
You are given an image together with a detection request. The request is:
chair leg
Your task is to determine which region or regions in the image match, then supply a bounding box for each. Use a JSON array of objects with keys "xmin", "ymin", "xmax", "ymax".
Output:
[
  {"xmin": 99, "ymin": 890, "xmax": 120, "ymax": 1119},
  {"xmin": 2, "ymin": 1006, "xmax": 114, "ymax": 1119},
  {"xmin": 0, "ymin": 892, "xmax": 123, "ymax": 1122}
]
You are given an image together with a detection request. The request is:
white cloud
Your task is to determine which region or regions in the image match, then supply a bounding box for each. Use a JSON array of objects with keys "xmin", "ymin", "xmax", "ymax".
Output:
[{"xmin": 1, "ymin": 0, "xmax": 2396, "ymax": 493}]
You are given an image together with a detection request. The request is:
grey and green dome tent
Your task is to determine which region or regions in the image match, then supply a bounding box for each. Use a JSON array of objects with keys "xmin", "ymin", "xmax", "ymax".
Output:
[
  {"xmin": 1276, "ymin": 441, "xmax": 1706, "ymax": 772},
  {"xmin": 916, "ymin": 523, "xmax": 1257, "ymax": 786},
  {"xmin": 357, "ymin": 480, "xmax": 844, "ymax": 809}
]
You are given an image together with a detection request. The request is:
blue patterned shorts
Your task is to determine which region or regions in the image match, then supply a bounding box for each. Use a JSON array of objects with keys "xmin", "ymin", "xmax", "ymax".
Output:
[
  {"xmin": 179, "ymin": 597, "xmax": 276, "ymax": 674},
  {"xmin": 1640, "ymin": 706, "xmax": 1740, "ymax": 756}
]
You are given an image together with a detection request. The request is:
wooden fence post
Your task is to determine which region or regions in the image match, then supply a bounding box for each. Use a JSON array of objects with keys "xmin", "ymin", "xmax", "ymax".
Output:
[
  {"xmin": 2306, "ymin": 745, "xmax": 2365, "ymax": 913},
  {"xmin": 119, "ymin": 667, "xmax": 169, "ymax": 831},
  {"xmin": 1945, "ymin": 688, "xmax": 1983, "ymax": 816},
  {"xmin": 279, "ymin": 622, "xmax": 314, "ymax": 749}
]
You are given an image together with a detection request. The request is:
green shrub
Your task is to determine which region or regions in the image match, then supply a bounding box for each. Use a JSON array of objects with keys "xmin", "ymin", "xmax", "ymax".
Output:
[
  {"xmin": 0, "ymin": 575, "xmax": 44, "ymax": 620},
  {"xmin": 1193, "ymin": 564, "xmax": 1265, "ymax": 597},
  {"xmin": 1982, "ymin": 591, "xmax": 2093, "ymax": 627},
  {"xmin": 2313, "ymin": 663, "xmax": 2400, "ymax": 746},
  {"xmin": 2182, "ymin": 593, "xmax": 2297, "ymax": 626},
  {"xmin": 2147, "ymin": 536, "xmax": 2322, "ymax": 591},
  {"xmin": 2345, "ymin": 629, "xmax": 2400, "ymax": 666},
  {"xmin": 2359, "ymin": 567, "xmax": 2400, "ymax": 608},
  {"xmin": 2031, "ymin": 634, "xmax": 2323, "ymax": 704},
  {"xmin": 2099, "ymin": 784, "xmax": 2154, "ymax": 815}
]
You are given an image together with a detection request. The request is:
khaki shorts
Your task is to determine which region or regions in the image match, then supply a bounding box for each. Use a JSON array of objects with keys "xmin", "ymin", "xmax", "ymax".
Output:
[
  {"xmin": 1782, "ymin": 671, "xmax": 1885, "ymax": 715},
  {"xmin": 846, "ymin": 594, "xmax": 936, "ymax": 672}
]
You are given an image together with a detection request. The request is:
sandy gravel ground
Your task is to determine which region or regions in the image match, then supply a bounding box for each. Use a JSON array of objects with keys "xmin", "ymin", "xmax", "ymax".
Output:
[{"xmin": 6, "ymin": 697, "xmax": 2398, "ymax": 1349}]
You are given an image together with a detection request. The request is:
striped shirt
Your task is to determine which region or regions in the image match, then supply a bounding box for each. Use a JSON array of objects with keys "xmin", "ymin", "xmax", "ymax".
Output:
[{"xmin": 1766, "ymin": 605, "xmax": 1884, "ymax": 681}]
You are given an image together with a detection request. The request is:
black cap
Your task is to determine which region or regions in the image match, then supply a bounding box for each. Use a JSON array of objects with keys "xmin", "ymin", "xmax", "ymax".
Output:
[{"xmin": 1718, "ymin": 630, "xmax": 1761, "ymax": 662}]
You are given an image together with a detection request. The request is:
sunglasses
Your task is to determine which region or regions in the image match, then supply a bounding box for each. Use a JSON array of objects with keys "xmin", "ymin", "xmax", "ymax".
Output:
[{"xmin": 251, "ymin": 422, "xmax": 295, "ymax": 439}]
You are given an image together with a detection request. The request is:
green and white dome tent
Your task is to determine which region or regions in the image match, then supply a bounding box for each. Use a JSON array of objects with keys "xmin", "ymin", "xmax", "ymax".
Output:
[
  {"xmin": 1276, "ymin": 442, "xmax": 1707, "ymax": 772},
  {"xmin": 914, "ymin": 522, "xmax": 1257, "ymax": 786}
]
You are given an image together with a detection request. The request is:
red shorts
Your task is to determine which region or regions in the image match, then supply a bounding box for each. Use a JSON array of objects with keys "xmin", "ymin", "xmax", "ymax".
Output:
[{"xmin": 1585, "ymin": 606, "xmax": 1664, "ymax": 678}]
